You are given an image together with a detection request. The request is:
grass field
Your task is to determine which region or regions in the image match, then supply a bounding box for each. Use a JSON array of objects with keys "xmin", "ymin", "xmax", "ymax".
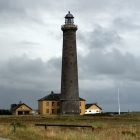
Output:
[{"xmin": 0, "ymin": 112, "xmax": 140, "ymax": 140}]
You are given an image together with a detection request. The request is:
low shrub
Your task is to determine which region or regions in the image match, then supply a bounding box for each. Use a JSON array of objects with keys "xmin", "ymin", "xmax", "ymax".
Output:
[
  {"xmin": 10, "ymin": 121, "xmax": 26, "ymax": 128},
  {"xmin": 122, "ymin": 131, "xmax": 136, "ymax": 137}
]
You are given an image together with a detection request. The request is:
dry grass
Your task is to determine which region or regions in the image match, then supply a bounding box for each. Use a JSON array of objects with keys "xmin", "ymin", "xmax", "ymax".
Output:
[{"xmin": 0, "ymin": 113, "xmax": 140, "ymax": 140}]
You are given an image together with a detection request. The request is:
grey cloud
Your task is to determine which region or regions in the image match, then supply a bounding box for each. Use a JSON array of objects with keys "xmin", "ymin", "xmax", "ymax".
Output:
[
  {"xmin": 0, "ymin": 55, "xmax": 61, "ymax": 109},
  {"xmin": 0, "ymin": 0, "xmax": 24, "ymax": 13},
  {"xmin": 7, "ymin": 56, "xmax": 45, "ymax": 75},
  {"xmin": 47, "ymin": 57, "xmax": 62, "ymax": 70},
  {"xmin": 16, "ymin": 41, "xmax": 39, "ymax": 48},
  {"xmin": 0, "ymin": 0, "xmax": 65, "ymax": 16},
  {"xmin": 113, "ymin": 17, "xmax": 140, "ymax": 31},
  {"xmin": 0, "ymin": 1, "xmax": 49, "ymax": 26},
  {"xmin": 78, "ymin": 25, "xmax": 122, "ymax": 50},
  {"xmin": 77, "ymin": 31, "xmax": 87, "ymax": 46},
  {"xmin": 17, "ymin": 41, "xmax": 38, "ymax": 45},
  {"xmin": 79, "ymin": 48, "xmax": 140, "ymax": 82},
  {"xmin": 0, "ymin": 55, "xmax": 61, "ymax": 90},
  {"xmin": 0, "ymin": 86, "xmax": 50, "ymax": 109},
  {"xmin": 89, "ymin": 26, "xmax": 122, "ymax": 49},
  {"xmin": 80, "ymin": 86, "xmax": 140, "ymax": 112},
  {"xmin": 1, "ymin": 0, "xmax": 140, "ymax": 112}
]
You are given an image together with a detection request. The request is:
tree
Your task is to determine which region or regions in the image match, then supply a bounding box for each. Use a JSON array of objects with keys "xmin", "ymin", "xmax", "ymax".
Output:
[
  {"xmin": 0, "ymin": 109, "xmax": 12, "ymax": 115},
  {"xmin": 10, "ymin": 104, "xmax": 18, "ymax": 111}
]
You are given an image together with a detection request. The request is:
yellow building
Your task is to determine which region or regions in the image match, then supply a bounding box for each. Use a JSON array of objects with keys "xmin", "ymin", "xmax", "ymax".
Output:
[
  {"xmin": 12, "ymin": 102, "xmax": 32, "ymax": 115},
  {"xmin": 38, "ymin": 91, "xmax": 86, "ymax": 115},
  {"xmin": 85, "ymin": 103, "xmax": 102, "ymax": 114}
]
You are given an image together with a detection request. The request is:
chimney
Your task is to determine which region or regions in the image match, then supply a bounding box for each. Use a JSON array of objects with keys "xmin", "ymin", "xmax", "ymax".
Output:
[
  {"xmin": 19, "ymin": 101, "xmax": 22, "ymax": 104},
  {"xmin": 51, "ymin": 91, "xmax": 54, "ymax": 95}
]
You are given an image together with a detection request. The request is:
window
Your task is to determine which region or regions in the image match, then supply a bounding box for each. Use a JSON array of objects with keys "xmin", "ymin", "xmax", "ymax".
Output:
[
  {"xmin": 46, "ymin": 102, "xmax": 49, "ymax": 106},
  {"xmin": 89, "ymin": 110, "xmax": 91, "ymax": 112},
  {"xmin": 57, "ymin": 102, "xmax": 60, "ymax": 106},
  {"xmin": 70, "ymin": 45, "xmax": 73, "ymax": 48},
  {"xmin": 79, "ymin": 102, "xmax": 81, "ymax": 106},
  {"xmin": 46, "ymin": 109, "xmax": 49, "ymax": 113},
  {"xmin": 79, "ymin": 109, "xmax": 81, "ymax": 113},
  {"xmin": 52, "ymin": 102, "xmax": 54, "ymax": 106},
  {"xmin": 52, "ymin": 109, "xmax": 54, "ymax": 113},
  {"xmin": 70, "ymin": 62, "xmax": 72, "ymax": 65},
  {"xmin": 24, "ymin": 111, "xmax": 29, "ymax": 114},
  {"xmin": 71, "ymin": 80, "xmax": 72, "ymax": 83},
  {"xmin": 57, "ymin": 109, "xmax": 60, "ymax": 113},
  {"xmin": 21, "ymin": 106, "xmax": 24, "ymax": 109}
]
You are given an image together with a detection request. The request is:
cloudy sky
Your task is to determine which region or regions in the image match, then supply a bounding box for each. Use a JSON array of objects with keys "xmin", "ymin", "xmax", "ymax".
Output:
[{"xmin": 0, "ymin": 0, "xmax": 140, "ymax": 112}]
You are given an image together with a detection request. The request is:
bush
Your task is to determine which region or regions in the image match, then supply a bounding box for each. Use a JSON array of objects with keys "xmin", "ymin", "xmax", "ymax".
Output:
[
  {"xmin": 10, "ymin": 121, "xmax": 26, "ymax": 128},
  {"xmin": 122, "ymin": 131, "xmax": 136, "ymax": 137}
]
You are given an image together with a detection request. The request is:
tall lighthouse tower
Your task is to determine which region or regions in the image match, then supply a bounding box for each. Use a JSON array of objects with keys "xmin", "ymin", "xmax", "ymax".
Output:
[{"xmin": 60, "ymin": 11, "xmax": 79, "ymax": 114}]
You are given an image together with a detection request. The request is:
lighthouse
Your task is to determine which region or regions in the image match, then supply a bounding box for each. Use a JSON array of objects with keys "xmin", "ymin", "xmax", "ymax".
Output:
[{"xmin": 60, "ymin": 11, "xmax": 79, "ymax": 114}]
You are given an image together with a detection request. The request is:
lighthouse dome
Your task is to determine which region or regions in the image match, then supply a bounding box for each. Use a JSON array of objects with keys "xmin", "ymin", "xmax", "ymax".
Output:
[{"xmin": 65, "ymin": 11, "xmax": 74, "ymax": 18}]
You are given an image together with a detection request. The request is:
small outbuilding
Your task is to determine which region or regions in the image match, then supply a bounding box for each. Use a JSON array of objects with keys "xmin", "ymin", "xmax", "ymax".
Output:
[
  {"xmin": 85, "ymin": 103, "xmax": 102, "ymax": 114},
  {"xmin": 12, "ymin": 101, "xmax": 32, "ymax": 115}
]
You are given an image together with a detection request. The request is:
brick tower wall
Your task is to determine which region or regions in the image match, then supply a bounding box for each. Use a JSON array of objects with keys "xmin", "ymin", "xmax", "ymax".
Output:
[{"xmin": 60, "ymin": 25, "xmax": 79, "ymax": 114}]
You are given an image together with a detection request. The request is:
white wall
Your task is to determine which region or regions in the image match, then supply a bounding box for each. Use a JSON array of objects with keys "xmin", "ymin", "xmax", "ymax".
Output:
[{"xmin": 85, "ymin": 109, "xmax": 100, "ymax": 114}]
